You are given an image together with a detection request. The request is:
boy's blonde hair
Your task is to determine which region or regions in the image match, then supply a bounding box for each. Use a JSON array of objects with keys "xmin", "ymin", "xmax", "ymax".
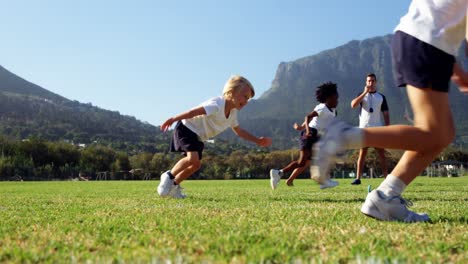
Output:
[{"xmin": 222, "ymin": 75, "xmax": 255, "ymax": 99}]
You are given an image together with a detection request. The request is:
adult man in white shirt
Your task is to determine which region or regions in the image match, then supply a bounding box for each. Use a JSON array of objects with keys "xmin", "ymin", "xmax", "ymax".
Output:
[{"xmin": 350, "ymin": 73, "xmax": 389, "ymax": 185}]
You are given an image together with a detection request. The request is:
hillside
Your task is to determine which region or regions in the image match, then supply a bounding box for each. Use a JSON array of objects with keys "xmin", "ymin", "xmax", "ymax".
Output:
[
  {"xmin": 0, "ymin": 65, "xmax": 169, "ymax": 153},
  {"xmin": 1, "ymin": 34, "xmax": 467, "ymax": 152},
  {"xmin": 232, "ymin": 35, "xmax": 468, "ymax": 149}
]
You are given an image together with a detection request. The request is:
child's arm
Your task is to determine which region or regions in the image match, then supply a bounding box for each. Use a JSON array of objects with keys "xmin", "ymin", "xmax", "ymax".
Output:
[
  {"xmin": 453, "ymin": 63, "xmax": 468, "ymax": 93},
  {"xmin": 452, "ymin": 14, "xmax": 468, "ymax": 94},
  {"xmin": 160, "ymin": 106, "xmax": 206, "ymax": 132},
  {"xmin": 304, "ymin": 111, "xmax": 318, "ymax": 136},
  {"xmin": 383, "ymin": 111, "xmax": 390, "ymax": 126},
  {"xmin": 293, "ymin": 122, "xmax": 306, "ymax": 131},
  {"xmin": 231, "ymin": 126, "xmax": 272, "ymax": 147},
  {"xmin": 466, "ymin": 12, "xmax": 468, "ymax": 57}
]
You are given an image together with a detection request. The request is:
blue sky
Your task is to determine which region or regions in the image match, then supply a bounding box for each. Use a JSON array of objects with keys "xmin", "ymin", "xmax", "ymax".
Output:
[{"xmin": 0, "ymin": 0, "xmax": 409, "ymax": 126}]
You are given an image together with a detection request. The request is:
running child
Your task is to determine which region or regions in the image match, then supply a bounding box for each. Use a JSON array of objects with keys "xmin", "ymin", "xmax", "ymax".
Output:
[
  {"xmin": 270, "ymin": 82, "xmax": 339, "ymax": 190},
  {"xmin": 310, "ymin": 0, "xmax": 468, "ymax": 222},
  {"xmin": 158, "ymin": 75, "xmax": 272, "ymax": 198}
]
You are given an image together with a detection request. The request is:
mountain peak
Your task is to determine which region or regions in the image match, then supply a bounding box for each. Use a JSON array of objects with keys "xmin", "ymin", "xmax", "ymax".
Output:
[{"xmin": 236, "ymin": 34, "xmax": 468, "ymax": 149}]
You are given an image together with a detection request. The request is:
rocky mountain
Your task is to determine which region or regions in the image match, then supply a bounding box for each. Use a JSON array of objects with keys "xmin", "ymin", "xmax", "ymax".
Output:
[
  {"xmin": 233, "ymin": 34, "xmax": 468, "ymax": 149},
  {"xmin": 1, "ymin": 34, "xmax": 467, "ymax": 152}
]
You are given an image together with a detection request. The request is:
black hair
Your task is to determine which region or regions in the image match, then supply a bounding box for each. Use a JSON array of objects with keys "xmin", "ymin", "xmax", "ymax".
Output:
[
  {"xmin": 315, "ymin": 82, "xmax": 338, "ymax": 103},
  {"xmin": 367, "ymin": 73, "xmax": 377, "ymax": 80}
]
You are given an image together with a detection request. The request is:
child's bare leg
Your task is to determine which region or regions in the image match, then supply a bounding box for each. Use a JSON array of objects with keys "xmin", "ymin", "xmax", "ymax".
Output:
[
  {"xmin": 356, "ymin": 148, "xmax": 368, "ymax": 180},
  {"xmin": 282, "ymin": 150, "xmax": 310, "ymax": 173},
  {"xmin": 376, "ymin": 148, "xmax": 388, "ymax": 178},
  {"xmin": 174, "ymin": 165, "xmax": 199, "ymax": 184},
  {"xmin": 360, "ymin": 87, "xmax": 453, "ymax": 222},
  {"xmin": 363, "ymin": 87, "xmax": 454, "ymax": 184},
  {"xmin": 286, "ymin": 160, "xmax": 310, "ymax": 185},
  {"xmin": 170, "ymin": 151, "xmax": 201, "ymax": 184},
  {"xmin": 280, "ymin": 161, "xmax": 300, "ymax": 174}
]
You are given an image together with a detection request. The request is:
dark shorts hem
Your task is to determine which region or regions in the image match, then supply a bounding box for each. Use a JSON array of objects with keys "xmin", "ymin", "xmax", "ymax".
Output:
[
  {"xmin": 170, "ymin": 121, "xmax": 204, "ymax": 159},
  {"xmin": 391, "ymin": 31, "xmax": 455, "ymax": 93},
  {"xmin": 299, "ymin": 128, "xmax": 319, "ymax": 156}
]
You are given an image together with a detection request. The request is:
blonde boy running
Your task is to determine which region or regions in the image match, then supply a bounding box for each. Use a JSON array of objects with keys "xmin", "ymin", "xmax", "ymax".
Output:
[{"xmin": 159, "ymin": 75, "xmax": 272, "ymax": 198}]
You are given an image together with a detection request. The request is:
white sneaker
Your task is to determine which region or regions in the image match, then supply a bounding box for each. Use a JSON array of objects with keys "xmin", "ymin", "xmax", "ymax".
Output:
[
  {"xmin": 310, "ymin": 120, "xmax": 361, "ymax": 184},
  {"xmin": 169, "ymin": 184, "xmax": 186, "ymax": 199},
  {"xmin": 361, "ymin": 190, "xmax": 430, "ymax": 222},
  {"xmin": 157, "ymin": 171, "xmax": 173, "ymax": 197},
  {"xmin": 319, "ymin": 179, "xmax": 339, "ymax": 189},
  {"xmin": 270, "ymin": 169, "xmax": 283, "ymax": 190}
]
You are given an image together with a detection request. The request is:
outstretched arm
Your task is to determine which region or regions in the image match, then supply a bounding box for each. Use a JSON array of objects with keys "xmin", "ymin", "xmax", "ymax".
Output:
[
  {"xmin": 160, "ymin": 106, "xmax": 206, "ymax": 132},
  {"xmin": 451, "ymin": 14, "xmax": 468, "ymax": 93},
  {"xmin": 452, "ymin": 64, "xmax": 468, "ymax": 94},
  {"xmin": 466, "ymin": 11, "xmax": 468, "ymax": 57},
  {"xmin": 232, "ymin": 126, "xmax": 272, "ymax": 147},
  {"xmin": 293, "ymin": 122, "xmax": 306, "ymax": 131}
]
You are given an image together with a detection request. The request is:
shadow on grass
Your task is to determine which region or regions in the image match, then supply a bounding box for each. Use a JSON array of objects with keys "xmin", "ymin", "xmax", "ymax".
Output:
[
  {"xmin": 194, "ymin": 196, "xmax": 365, "ymax": 204},
  {"xmin": 402, "ymin": 196, "xmax": 468, "ymax": 202},
  {"xmin": 271, "ymin": 196, "xmax": 365, "ymax": 203},
  {"xmin": 433, "ymin": 216, "xmax": 468, "ymax": 224}
]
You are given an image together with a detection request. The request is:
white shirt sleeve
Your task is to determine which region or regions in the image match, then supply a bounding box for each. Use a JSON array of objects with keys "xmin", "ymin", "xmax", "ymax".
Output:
[
  {"xmin": 200, "ymin": 97, "xmax": 220, "ymax": 116},
  {"xmin": 314, "ymin": 104, "xmax": 325, "ymax": 116},
  {"xmin": 230, "ymin": 111, "xmax": 239, "ymax": 128}
]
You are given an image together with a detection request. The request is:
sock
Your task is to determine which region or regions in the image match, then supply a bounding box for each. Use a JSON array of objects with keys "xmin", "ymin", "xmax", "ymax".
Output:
[
  {"xmin": 168, "ymin": 171, "xmax": 175, "ymax": 180},
  {"xmin": 376, "ymin": 174, "xmax": 406, "ymax": 197},
  {"xmin": 344, "ymin": 127, "xmax": 364, "ymax": 149}
]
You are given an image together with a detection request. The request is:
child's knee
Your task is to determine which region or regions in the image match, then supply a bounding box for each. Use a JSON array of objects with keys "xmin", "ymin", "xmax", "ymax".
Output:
[
  {"xmin": 189, "ymin": 158, "xmax": 201, "ymax": 170},
  {"xmin": 426, "ymin": 129, "xmax": 454, "ymax": 154},
  {"xmin": 438, "ymin": 126, "xmax": 455, "ymax": 147},
  {"xmin": 437, "ymin": 133, "xmax": 455, "ymax": 153}
]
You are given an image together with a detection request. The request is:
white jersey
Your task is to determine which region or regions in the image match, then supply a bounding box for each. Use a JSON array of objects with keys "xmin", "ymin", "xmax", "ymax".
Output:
[
  {"xmin": 358, "ymin": 92, "xmax": 389, "ymax": 128},
  {"xmin": 394, "ymin": 0, "xmax": 467, "ymax": 56},
  {"xmin": 182, "ymin": 96, "xmax": 239, "ymax": 141},
  {"xmin": 309, "ymin": 103, "xmax": 337, "ymax": 135}
]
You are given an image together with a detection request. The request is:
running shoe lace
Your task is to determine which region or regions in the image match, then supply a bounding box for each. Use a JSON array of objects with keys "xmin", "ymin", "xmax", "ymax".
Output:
[{"xmin": 397, "ymin": 196, "xmax": 413, "ymax": 207}]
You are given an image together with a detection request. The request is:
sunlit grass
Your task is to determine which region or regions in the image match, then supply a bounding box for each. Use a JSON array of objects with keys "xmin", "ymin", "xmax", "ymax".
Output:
[{"xmin": 0, "ymin": 177, "xmax": 467, "ymax": 263}]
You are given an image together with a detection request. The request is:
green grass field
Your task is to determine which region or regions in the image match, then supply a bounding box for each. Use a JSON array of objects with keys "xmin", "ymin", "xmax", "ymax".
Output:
[{"xmin": 0, "ymin": 177, "xmax": 467, "ymax": 263}]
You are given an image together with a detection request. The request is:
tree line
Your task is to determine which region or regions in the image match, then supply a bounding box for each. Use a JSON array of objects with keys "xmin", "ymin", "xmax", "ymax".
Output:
[
  {"xmin": 0, "ymin": 92, "xmax": 171, "ymax": 154},
  {"xmin": 0, "ymin": 136, "xmax": 466, "ymax": 181}
]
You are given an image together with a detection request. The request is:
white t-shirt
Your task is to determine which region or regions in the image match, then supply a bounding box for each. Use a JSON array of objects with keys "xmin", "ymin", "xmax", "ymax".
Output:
[
  {"xmin": 182, "ymin": 96, "xmax": 239, "ymax": 141},
  {"xmin": 358, "ymin": 92, "xmax": 389, "ymax": 128},
  {"xmin": 394, "ymin": 0, "xmax": 467, "ymax": 56},
  {"xmin": 308, "ymin": 103, "xmax": 337, "ymax": 135}
]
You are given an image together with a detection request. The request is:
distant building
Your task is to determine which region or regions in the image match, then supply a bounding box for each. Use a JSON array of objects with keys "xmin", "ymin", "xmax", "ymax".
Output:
[{"xmin": 428, "ymin": 160, "xmax": 466, "ymax": 177}]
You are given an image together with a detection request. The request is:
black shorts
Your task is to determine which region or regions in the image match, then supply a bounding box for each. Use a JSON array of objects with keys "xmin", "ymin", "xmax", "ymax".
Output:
[
  {"xmin": 170, "ymin": 121, "xmax": 204, "ymax": 159},
  {"xmin": 391, "ymin": 30, "xmax": 455, "ymax": 93},
  {"xmin": 299, "ymin": 128, "xmax": 319, "ymax": 156}
]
